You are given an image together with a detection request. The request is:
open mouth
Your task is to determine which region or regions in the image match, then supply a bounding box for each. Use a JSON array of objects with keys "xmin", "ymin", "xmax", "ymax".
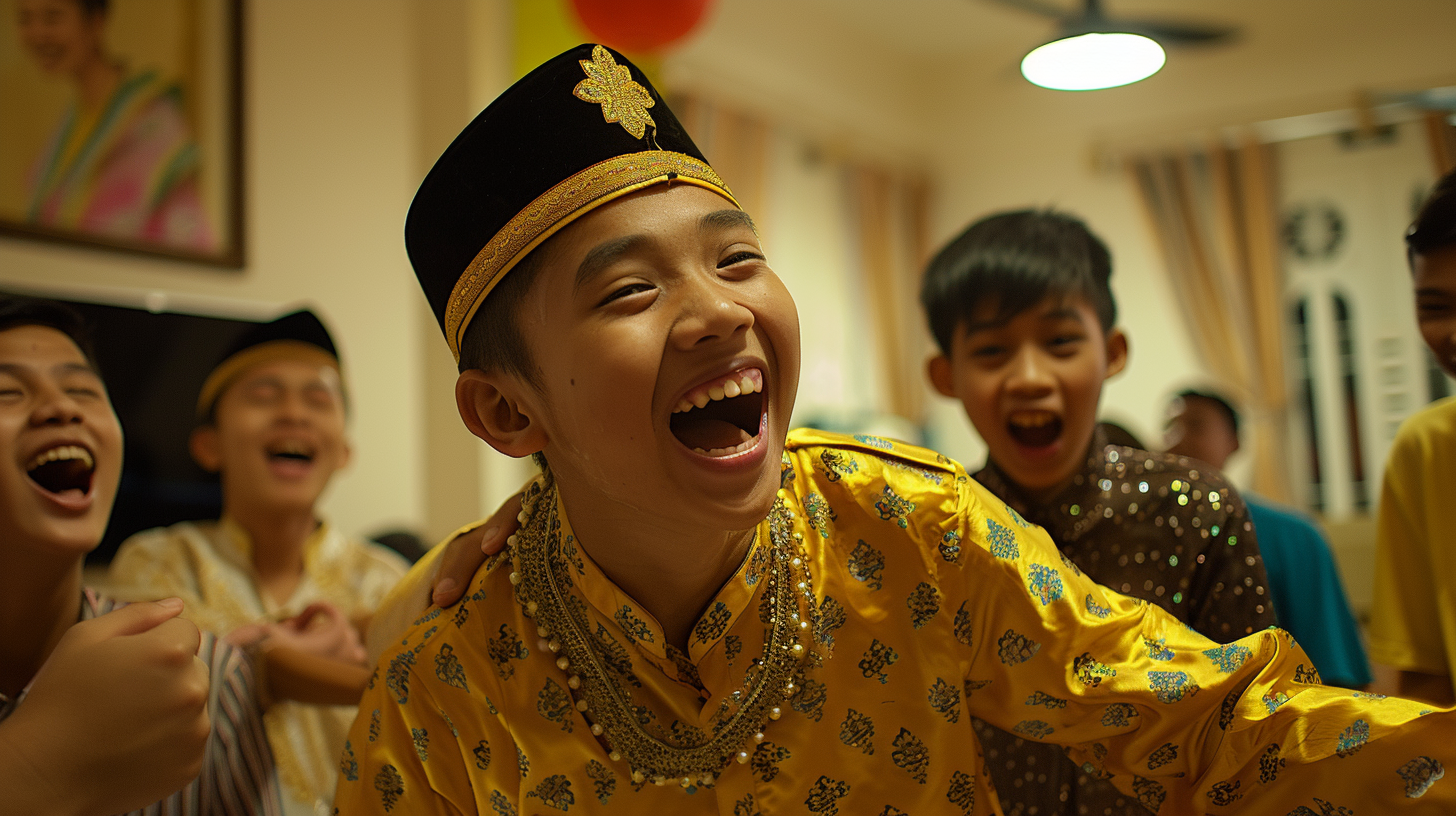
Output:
[
  {"xmin": 267, "ymin": 440, "xmax": 316, "ymax": 466},
  {"xmin": 26, "ymin": 444, "xmax": 95, "ymax": 497},
  {"xmin": 1007, "ymin": 410, "xmax": 1062, "ymax": 449},
  {"xmin": 669, "ymin": 368, "xmax": 767, "ymax": 457}
]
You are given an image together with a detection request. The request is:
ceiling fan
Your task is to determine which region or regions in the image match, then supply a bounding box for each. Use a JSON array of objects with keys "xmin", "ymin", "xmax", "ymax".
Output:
[{"xmin": 988, "ymin": 0, "xmax": 1238, "ymax": 90}]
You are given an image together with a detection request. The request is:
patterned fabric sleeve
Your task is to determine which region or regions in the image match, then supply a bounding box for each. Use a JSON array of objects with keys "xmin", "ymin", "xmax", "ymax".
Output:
[
  {"xmin": 336, "ymin": 637, "xmax": 517, "ymax": 815},
  {"xmin": 197, "ymin": 633, "xmax": 285, "ymax": 816},
  {"xmin": 951, "ymin": 476, "xmax": 1453, "ymax": 813}
]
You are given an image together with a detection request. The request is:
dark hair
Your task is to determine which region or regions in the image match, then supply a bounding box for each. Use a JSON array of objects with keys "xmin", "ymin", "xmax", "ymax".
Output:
[
  {"xmin": 1175, "ymin": 388, "xmax": 1240, "ymax": 436},
  {"xmin": 0, "ymin": 296, "xmax": 100, "ymax": 370},
  {"xmin": 77, "ymin": 0, "xmax": 109, "ymax": 17},
  {"xmin": 456, "ymin": 246, "xmax": 548, "ymax": 387},
  {"xmin": 920, "ymin": 209, "xmax": 1117, "ymax": 355},
  {"xmin": 1408, "ymin": 167, "xmax": 1456, "ymax": 265}
]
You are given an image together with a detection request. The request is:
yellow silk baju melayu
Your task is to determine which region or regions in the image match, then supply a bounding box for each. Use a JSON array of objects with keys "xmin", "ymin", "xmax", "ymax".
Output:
[{"xmin": 337, "ymin": 430, "xmax": 1451, "ymax": 815}]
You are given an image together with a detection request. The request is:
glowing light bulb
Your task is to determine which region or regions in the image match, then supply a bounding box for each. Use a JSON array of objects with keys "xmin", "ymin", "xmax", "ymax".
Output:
[{"xmin": 1021, "ymin": 32, "xmax": 1166, "ymax": 91}]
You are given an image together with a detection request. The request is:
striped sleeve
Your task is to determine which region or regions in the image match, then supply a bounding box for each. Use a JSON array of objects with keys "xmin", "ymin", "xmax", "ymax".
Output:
[{"xmin": 197, "ymin": 633, "xmax": 284, "ymax": 816}]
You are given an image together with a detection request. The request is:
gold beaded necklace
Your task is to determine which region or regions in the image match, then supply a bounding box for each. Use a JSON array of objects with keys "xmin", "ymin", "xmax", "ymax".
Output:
[{"xmin": 508, "ymin": 476, "xmax": 819, "ymax": 789}]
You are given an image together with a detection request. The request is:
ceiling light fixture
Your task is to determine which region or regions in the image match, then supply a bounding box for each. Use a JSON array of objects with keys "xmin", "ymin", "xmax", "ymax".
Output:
[{"xmin": 1020, "ymin": 31, "xmax": 1165, "ymax": 91}]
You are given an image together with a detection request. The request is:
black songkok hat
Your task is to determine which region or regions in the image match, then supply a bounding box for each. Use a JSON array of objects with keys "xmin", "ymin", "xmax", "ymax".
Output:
[
  {"xmin": 196, "ymin": 309, "xmax": 340, "ymax": 419},
  {"xmin": 406, "ymin": 44, "xmax": 736, "ymax": 361}
]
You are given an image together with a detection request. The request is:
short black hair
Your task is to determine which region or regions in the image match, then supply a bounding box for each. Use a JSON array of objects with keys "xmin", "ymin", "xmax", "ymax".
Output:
[
  {"xmin": 1408, "ymin": 166, "xmax": 1456, "ymax": 265},
  {"xmin": 920, "ymin": 209, "xmax": 1117, "ymax": 355},
  {"xmin": 0, "ymin": 296, "xmax": 100, "ymax": 371},
  {"xmin": 456, "ymin": 245, "xmax": 548, "ymax": 386},
  {"xmin": 1175, "ymin": 388, "xmax": 1240, "ymax": 436}
]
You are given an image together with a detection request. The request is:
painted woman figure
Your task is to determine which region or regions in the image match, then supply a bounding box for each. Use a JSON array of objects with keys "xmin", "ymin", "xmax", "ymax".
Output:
[{"xmin": 17, "ymin": 0, "xmax": 215, "ymax": 251}]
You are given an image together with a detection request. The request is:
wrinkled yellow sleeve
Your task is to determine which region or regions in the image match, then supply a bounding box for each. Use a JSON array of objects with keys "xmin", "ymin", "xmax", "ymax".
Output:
[
  {"xmin": 950, "ymin": 475, "xmax": 1452, "ymax": 812},
  {"xmin": 335, "ymin": 623, "xmax": 520, "ymax": 815}
]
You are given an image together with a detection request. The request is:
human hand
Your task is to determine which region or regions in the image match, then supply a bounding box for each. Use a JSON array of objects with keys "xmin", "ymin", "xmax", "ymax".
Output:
[
  {"xmin": 0, "ymin": 598, "xmax": 211, "ymax": 816},
  {"xmin": 238, "ymin": 602, "xmax": 367, "ymax": 667},
  {"xmin": 429, "ymin": 490, "xmax": 523, "ymax": 607}
]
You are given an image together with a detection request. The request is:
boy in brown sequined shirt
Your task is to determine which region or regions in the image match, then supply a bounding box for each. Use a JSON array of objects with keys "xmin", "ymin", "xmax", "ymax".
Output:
[{"xmin": 922, "ymin": 210, "xmax": 1277, "ymax": 816}]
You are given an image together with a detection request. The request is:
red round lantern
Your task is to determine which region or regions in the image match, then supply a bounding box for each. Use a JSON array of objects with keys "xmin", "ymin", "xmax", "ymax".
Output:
[{"xmin": 569, "ymin": 0, "xmax": 714, "ymax": 54}]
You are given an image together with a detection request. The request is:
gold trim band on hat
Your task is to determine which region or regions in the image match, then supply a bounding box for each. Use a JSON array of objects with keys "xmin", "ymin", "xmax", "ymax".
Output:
[
  {"xmin": 196, "ymin": 340, "xmax": 341, "ymax": 419},
  {"xmin": 443, "ymin": 150, "xmax": 738, "ymax": 360}
]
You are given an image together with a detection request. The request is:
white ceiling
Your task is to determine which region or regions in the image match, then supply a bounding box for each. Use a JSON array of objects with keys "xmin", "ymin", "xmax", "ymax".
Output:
[{"xmin": 663, "ymin": 0, "xmax": 1456, "ymax": 161}]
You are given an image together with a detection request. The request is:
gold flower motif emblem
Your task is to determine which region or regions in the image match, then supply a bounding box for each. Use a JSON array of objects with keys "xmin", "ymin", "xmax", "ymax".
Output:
[{"xmin": 572, "ymin": 44, "xmax": 656, "ymax": 140}]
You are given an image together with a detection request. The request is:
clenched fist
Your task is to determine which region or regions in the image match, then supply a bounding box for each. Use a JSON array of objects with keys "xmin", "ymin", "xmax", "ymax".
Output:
[{"xmin": 0, "ymin": 598, "xmax": 212, "ymax": 816}]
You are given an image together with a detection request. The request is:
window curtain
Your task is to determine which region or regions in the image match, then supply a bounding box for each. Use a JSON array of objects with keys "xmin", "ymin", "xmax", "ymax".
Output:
[
  {"xmin": 671, "ymin": 94, "xmax": 772, "ymax": 235},
  {"xmin": 850, "ymin": 166, "xmax": 932, "ymax": 425},
  {"xmin": 1128, "ymin": 139, "xmax": 1293, "ymax": 502},
  {"xmin": 1423, "ymin": 111, "xmax": 1456, "ymax": 177}
]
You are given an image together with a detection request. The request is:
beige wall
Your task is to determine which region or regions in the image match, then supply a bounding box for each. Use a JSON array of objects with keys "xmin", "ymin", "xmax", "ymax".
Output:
[
  {"xmin": 4, "ymin": 0, "xmax": 1454, "ymax": 543},
  {"xmin": 0, "ymin": 0, "xmax": 429, "ymax": 540}
]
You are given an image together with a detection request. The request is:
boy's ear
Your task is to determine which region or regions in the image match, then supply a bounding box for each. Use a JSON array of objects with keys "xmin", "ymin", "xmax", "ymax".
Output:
[
  {"xmin": 926, "ymin": 354, "xmax": 957, "ymax": 398},
  {"xmin": 1104, "ymin": 328, "xmax": 1129, "ymax": 379},
  {"xmin": 189, "ymin": 425, "xmax": 222, "ymax": 472},
  {"xmin": 456, "ymin": 370, "xmax": 547, "ymax": 458}
]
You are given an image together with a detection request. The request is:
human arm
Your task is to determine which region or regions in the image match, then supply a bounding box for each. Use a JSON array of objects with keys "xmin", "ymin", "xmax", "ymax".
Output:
[
  {"xmin": 0, "ymin": 599, "xmax": 212, "ymax": 816},
  {"xmin": 226, "ymin": 601, "xmax": 372, "ymax": 706},
  {"xmin": 954, "ymin": 483, "xmax": 1453, "ymax": 812}
]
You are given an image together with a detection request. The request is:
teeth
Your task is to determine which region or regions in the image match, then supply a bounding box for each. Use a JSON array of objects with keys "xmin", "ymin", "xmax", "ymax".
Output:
[
  {"xmin": 26, "ymin": 445, "xmax": 94, "ymax": 471},
  {"xmin": 692, "ymin": 438, "xmax": 758, "ymax": 457},
  {"xmin": 1010, "ymin": 412, "xmax": 1055, "ymax": 428},
  {"xmin": 673, "ymin": 371, "xmax": 763, "ymax": 414}
]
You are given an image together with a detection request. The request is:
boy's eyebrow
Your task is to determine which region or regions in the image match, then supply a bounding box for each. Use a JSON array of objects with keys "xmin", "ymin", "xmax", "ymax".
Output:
[
  {"xmin": 702, "ymin": 209, "xmax": 757, "ymax": 235},
  {"xmin": 0, "ymin": 361, "xmax": 98, "ymax": 378},
  {"xmin": 55, "ymin": 361, "xmax": 101, "ymax": 377},
  {"xmin": 1415, "ymin": 287, "xmax": 1455, "ymax": 298},
  {"xmin": 573, "ymin": 209, "xmax": 758, "ymax": 294},
  {"xmin": 574, "ymin": 234, "xmax": 649, "ymax": 292}
]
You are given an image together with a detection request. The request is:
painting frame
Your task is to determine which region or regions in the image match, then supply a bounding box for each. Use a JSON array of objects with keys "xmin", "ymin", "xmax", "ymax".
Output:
[{"xmin": 0, "ymin": 0, "xmax": 245, "ymax": 268}]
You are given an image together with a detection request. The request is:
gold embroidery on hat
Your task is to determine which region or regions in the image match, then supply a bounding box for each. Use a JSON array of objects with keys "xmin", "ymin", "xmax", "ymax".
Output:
[
  {"xmin": 573, "ymin": 44, "xmax": 656, "ymax": 140},
  {"xmin": 443, "ymin": 151, "xmax": 736, "ymax": 360}
]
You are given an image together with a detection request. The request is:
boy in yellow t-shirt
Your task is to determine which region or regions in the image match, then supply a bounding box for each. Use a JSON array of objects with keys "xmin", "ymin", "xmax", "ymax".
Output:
[{"xmin": 1369, "ymin": 167, "xmax": 1456, "ymax": 707}]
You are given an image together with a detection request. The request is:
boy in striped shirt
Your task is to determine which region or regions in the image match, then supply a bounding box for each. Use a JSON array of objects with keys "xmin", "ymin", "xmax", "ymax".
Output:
[{"xmin": 0, "ymin": 296, "xmax": 281, "ymax": 816}]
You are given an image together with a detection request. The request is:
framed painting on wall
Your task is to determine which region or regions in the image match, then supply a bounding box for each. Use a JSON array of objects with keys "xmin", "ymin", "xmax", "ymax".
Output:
[{"xmin": 0, "ymin": 0, "xmax": 243, "ymax": 266}]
